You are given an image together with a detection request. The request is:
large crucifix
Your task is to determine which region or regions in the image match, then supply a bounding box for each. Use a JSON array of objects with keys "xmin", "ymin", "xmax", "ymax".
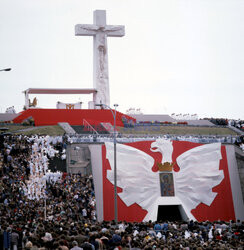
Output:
[{"xmin": 75, "ymin": 10, "xmax": 125, "ymax": 108}]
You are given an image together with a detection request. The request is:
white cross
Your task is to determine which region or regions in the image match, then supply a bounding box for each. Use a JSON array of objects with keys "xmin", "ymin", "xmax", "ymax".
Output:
[{"xmin": 75, "ymin": 10, "xmax": 125, "ymax": 108}]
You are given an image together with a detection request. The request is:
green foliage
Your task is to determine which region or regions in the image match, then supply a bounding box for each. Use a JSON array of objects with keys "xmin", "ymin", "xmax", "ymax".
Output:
[
  {"xmin": 118, "ymin": 125, "xmax": 237, "ymax": 135},
  {"xmin": 17, "ymin": 126, "xmax": 65, "ymax": 136},
  {"xmin": 0, "ymin": 124, "xmax": 65, "ymax": 136}
]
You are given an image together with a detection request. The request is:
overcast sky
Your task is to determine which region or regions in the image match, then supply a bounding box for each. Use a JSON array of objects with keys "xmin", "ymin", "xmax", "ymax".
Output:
[{"xmin": 0, "ymin": 0, "xmax": 243, "ymax": 119}]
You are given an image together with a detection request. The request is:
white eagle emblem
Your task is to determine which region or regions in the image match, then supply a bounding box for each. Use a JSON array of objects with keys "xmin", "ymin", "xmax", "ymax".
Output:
[{"xmin": 105, "ymin": 139, "xmax": 224, "ymax": 221}]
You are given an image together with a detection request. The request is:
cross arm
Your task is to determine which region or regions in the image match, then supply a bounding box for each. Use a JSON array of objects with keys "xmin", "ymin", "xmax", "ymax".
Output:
[
  {"xmin": 75, "ymin": 24, "xmax": 99, "ymax": 36},
  {"xmin": 105, "ymin": 25, "xmax": 125, "ymax": 37}
]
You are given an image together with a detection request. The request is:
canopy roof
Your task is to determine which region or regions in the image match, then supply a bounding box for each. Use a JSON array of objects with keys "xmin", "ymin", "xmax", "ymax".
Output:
[{"xmin": 23, "ymin": 88, "xmax": 97, "ymax": 94}]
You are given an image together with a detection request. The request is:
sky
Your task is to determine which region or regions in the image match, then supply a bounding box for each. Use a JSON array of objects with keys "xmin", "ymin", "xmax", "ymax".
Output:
[{"xmin": 0, "ymin": 0, "xmax": 243, "ymax": 119}]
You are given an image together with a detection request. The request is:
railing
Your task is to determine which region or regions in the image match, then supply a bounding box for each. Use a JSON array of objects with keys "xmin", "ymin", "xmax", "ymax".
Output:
[
  {"xmin": 83, "ymin": 119, "xmax": 99, "ymax": 135},
  {"xmin": 64, "ymin": 133, "xmax": 241, "ymax": 144}
]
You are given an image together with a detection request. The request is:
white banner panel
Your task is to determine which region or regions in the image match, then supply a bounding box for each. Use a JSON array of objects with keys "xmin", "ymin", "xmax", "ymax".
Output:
[{"xmin": 56, "ymin": 102, "xmax": 82, "ymax": 109}]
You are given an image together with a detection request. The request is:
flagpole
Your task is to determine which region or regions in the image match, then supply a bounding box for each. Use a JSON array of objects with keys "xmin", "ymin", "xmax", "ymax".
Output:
[{"xmin": 95, "ymin": 103, "xmax": 119, "ymax": 224}]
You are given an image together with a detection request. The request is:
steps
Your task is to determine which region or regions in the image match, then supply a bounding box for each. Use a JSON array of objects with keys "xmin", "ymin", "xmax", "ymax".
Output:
[
  {"xmin": 71, "ymin": 125, "xmax": 92, "ymax": 134},
  {"xmin": 228, "ymin": 125, "xmax": 244, "ymax": 135},
  {"xmin": 58, "ymin": 122, "xmax": 76, "ymax": 134},
  {"xmin": 71, "ymin": 124, "xmax": 110, "ymax": 135}
]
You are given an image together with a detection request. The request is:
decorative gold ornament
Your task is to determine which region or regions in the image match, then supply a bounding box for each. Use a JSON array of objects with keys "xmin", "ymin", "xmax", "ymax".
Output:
[
  {"xmin": 66, "ymin": 104, "xmax": 75, "ymax": 109},
  {"xmin": 157, "ymin": 162, "xmax": 175, "ymax": 172}
]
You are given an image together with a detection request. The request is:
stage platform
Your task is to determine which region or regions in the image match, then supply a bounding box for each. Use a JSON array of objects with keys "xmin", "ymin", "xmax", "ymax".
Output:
[{"xmin": 13, "ymin": 109, "xmax": 135, "ymax": 127}]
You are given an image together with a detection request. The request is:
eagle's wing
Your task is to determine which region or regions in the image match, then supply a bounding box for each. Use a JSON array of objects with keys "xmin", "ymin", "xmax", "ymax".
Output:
[
  {"xmin": 105, "ymin": 142, "xmax": 159, "ymax": 211},
  {"xmin": 175, "ymin": 143, "xmax": 224, "ymax": 212}
]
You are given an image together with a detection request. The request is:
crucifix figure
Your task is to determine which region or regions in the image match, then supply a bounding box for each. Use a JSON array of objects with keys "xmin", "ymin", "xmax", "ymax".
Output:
[{"xmin": 75, "ymin": 10, "xmax": 125, "ymax": 108}]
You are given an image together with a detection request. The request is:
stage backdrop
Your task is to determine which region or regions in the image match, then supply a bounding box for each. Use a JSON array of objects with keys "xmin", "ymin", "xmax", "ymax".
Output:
[{"xmin": 89, "ymin": 139, "xmax": 244, "ymax": 222}]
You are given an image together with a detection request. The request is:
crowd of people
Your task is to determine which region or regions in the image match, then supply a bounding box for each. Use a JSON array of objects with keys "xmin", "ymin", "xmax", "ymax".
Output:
[
  {"xmin": 204, "ymin": 118, "xmax": 228, "ymax": 126},
  {"xmin": 204, "ymin": 117, "xmax": 244, "ymax": 132},
  {"xmin": 0, "ymin": 134, "xmax": 95, "ymax": 249},
  {"xmin": 0, "ymin": 134, "xmax": 243, "ymax": 249},
  {"xmin": 229, "ymin": 119, "xmax": 244, "ymax": 133}
]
